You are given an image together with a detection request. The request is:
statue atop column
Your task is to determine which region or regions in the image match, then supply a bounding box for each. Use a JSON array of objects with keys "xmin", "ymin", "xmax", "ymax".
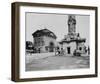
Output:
[{"xmin": 68, "ymin": 15, "xmax": 76, "ymax": 35}]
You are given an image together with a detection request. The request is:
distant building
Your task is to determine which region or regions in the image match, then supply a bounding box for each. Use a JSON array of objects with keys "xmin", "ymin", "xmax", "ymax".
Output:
[
  {"xmin": 59, "ymin": 15, "xmax": 87, "ymax": 56},
  {"xmin": 26, "ymin": 41, "xmax": 33, "ymax": 53},
  {"xmin": 32, "ymin": 29, "xmax": 58, "ymax": 53}
]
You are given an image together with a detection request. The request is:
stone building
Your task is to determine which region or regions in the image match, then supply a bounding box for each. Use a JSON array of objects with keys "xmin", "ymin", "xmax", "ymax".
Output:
[
  {"xmin": 59, "ymin": 15, "xmax": 87, "ymax": 56},
  {"xmin": 32, "ymin": 29, "xmax": 58, "ymax": 53}
]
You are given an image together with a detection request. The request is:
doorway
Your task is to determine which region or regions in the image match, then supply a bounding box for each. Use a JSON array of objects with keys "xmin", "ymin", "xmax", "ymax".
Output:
[
  {"xmin": 49, "ymin": 42, "xmax": 54, "ymax": 52},
  {"xmin": 67, "ymin": 47, "xmax": 70, "ymax": 54}
]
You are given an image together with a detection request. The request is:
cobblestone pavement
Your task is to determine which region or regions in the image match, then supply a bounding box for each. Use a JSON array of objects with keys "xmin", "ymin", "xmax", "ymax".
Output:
[{"xmin": 26, "ymin": 55, "xmax": 90, "ymax": 71}]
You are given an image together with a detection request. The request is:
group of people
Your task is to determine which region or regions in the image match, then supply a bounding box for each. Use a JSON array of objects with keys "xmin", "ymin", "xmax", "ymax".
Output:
[
  {"xmin": 55, "ymin": 46, "xmax": 90, "ymax": 56},
  {"xmin": 55, "ymin": 48, "xmax": 65, "ymax": 56}
]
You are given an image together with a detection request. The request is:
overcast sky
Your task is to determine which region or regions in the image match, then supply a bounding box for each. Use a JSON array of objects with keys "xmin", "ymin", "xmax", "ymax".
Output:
[{"xmin": 26, "ymin": 13, "xmax": 90, "ymax": 46}]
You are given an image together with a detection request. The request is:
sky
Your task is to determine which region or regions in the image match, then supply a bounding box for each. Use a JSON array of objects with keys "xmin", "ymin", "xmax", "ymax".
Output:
[{"xmin": 26, "ymin": 13, "xmax": 90, "ymax": 46}]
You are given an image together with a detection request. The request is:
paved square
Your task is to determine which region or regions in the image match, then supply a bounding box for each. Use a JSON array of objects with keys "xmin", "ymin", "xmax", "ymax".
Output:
[{"xmin": 26, "ymin": 55, "xmax": 89, "ymax": 71}]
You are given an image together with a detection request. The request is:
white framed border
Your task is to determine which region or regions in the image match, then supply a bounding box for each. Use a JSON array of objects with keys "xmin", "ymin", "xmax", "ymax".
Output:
[{"xmin": 19, "ymin": 6, "xmax": 96, "ymax": 79}]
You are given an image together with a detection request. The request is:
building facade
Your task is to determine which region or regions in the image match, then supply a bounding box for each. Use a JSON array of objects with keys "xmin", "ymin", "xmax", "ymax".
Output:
[
  {"xmin": 32, "ymin": 29, "xmax": 58, "ymax": 53},
  {"xmin": 59, "ymin": 15, "xmax": 87, "ymax": 56}
]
